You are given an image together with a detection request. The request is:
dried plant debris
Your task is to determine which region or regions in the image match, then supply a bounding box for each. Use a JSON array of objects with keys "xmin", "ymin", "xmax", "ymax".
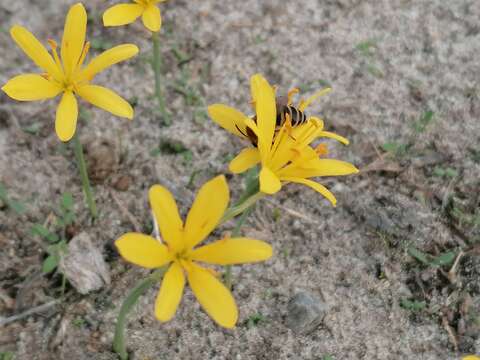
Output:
[{"xmin": 59, "ymin": 232, "xmax": 110, "ymax": 295}]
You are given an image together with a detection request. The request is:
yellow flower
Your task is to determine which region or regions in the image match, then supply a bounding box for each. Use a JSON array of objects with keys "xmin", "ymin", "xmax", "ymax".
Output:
[
  {"xmin": 463, "ymin": 357, "xmax": 480, "ymax": 360},
  {"xmin": 208, "ymin": 74, "xmax": 359, "ymax": 205},
  {"xmin": 115, "ymin": 175, "xmax": 273, "ymax": 328},
  {"xmin": 1, "ymin": 3, "xmax": 138, "ymax": 142},
  {"xmin": 103, "ymin": 0, "xmax": 166, "ymax": 32}
]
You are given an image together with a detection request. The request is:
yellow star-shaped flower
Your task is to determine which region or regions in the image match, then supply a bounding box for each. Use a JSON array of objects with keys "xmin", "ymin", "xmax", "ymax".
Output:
[
  {"xmin": 115, "ymin": 175, "xmax": 273, "ymax": 328},
  {"xmin": 208, "ymin": 74, "xmax": 359, "ymax": 205},
  {"xmin": 103, "ymin": 0, "xmax": 166, "ymax": 32},
  {"xmin": 1, "ymin": 3, "xmax": 138, "ymax": 142}
]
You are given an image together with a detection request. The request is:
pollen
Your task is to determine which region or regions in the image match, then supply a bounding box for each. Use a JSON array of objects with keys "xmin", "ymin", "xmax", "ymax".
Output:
[{"xmin": 315, "ymin": 143, "xmax": 328, "ymax": 156}]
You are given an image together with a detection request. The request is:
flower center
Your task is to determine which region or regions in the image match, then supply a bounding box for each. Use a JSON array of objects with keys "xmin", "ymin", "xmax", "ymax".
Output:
[
  {"xmin": 174, "ymin": 249, "xmax": 190, "ymax": 262},
  {"xmin": 47, "ymin": 39, "xmax": 91, "ymax": 91}
]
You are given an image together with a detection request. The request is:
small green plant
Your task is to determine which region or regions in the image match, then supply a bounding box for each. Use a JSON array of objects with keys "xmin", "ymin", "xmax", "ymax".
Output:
[
  {"xmin": 432, "ymin": 166, "xmax": 458, "ymax": 179},
  {"xmin": 355, "ymin": 39, "xmax": 378, "ymax": 58},
  {"xmin": 468, "ymin": 147, "xmax": 480, "ymax": 163},
  {"xmin": 72, "ymin": 317, "xmax": 87, "ymax": 328},
  {"xmin": 412, "ymin": 110, "xmax": 434, "ymax": 133},
  {"xmin": 22, "ymin": 122, "xmax": 42, "ymax": 135},
  {"xmin": 408, "ymin": 247, "xmax": 456, "ymax": 267},
  {"xmin": 89, "ymin": 37, "xmax": 114, "ymax": 51},
  {"xmin": 172, "ymin": 65, "xmax": 207, "ymax": 123},
  {"xmin": 381, "ymin": 142, "xmax": 408, "ymax": 157},
  {"xmin": 400, "ymin": 298, "xmax": 426, "ymax": 311},
  {"xmin": 0, "ymin": 182, "xmax": 26, "ymax": 215},
  {"xmin": 0, "ymin": 352, "xmax": 14, "ymax": 360},
  {"xmin": 150, "ymin": 138, "xmax": 193, "ymax": 166},
  {"xmin": 31, "ymin": 193, "xmax": 75, "ymax": 276},
  {"xmin": 246, "ymin": 313, "xmax": 265, "ymax": 328}
]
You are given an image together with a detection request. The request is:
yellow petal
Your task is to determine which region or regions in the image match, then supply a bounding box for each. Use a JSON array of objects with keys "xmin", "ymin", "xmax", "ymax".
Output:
[
  {"xmin": 103, "ymin": 4, "xmax": 144, "ymax": 27},
  {"xmin": 76, "ymin": 85, "xmax": 133, "ymax": 119},
  {"xmin": 229, "ymin": 148, "xmax": 260, "ymax": 174},
  {"xmin": 280, "ymin": 158, "xmax": 359, "ymax": 179},
  {"xmin": 462, "ymin": 357, "xmax": 480, "ymax": 360},
  {"xmin": 250, "ymin": 74, "xmax": 276, "ymax": 158},
  {"xmin": 82, "ymin": 44, "xmax": 139, "ymax": 80},
  {"xmin": 259, "ymin": 166, "xmax": 281, "ymax": 194},
  {"xmin": 10, "ymin": 26, "xmax": 63, "ymax": 80},
  {"xmin": 155, "ymin": 262, "xmax": 185, "ymax": 322},
  {"xmin": 142, "ymin": 5, "xmax": 161, "ymax": 32},
  {"xmin": 149, "ymin": 185, "xmax": 183, "ymax": 251},
  {"xmin": 207, "ymin": 104, "xmax": 249, "ymax": 139},
  {"xmin": 282, "ymin": 177, "xmax": 337, "ymax": 206},
  {"xmin": 61, "ymin": 3, "xmax": 87, "ymax": 77},
  {"xmin": 115, "ymin": 233, "xmax": 172, "ymax": 269},
  {"xmin": 184, "ymin": 175, "xmax": 229, "ymax": 248},
  {"xmin": 55, "ymin": 91, "xmax": 78, "ymax": 142},
  {"xmin": 187, "ymin": 262, "xmax": 237, "ymax": 328},
  {"xmin": 318, "ymin": 131, "xmax": 349, "ymax": 145},
  {"xmin": 191, "ymin": 238, "xmax": 272, "ymax": 265},
  {"xmin": 2, "ymin": 74, "xmax": 61, "ymax": 101}
]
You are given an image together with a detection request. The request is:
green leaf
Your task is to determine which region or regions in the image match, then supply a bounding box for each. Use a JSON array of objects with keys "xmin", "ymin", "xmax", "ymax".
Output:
[
  {"xmin": 62, "ymin": 212, "xmax": 75, "ymax": 226},
  {"xmin": 42, "ymin": 254, "xmax": 59, "ymax": 274},
  {"xmin": 0, "ymin": 352, "xmax": 15, "ymax": 360},
  {"xmin": 31, "ymin": 224, "xmax": 59, "ymax": 243},
  {"xmin": 8, "ymin": 200, "xmax": 26, "ymax": 215},
  {"xmin": 431, "ymin": 251, "xmax": 456, "ymax": 267},
  {"xmin": 61, "ymin": 192, "xmax": 74, "ymax": 210},
  {"xmin": 408, "ymin": 247, "xmax": 430, "ymax": 265},
  {"xmin": 22, "ymin": 123, "xmax": 41, "ymax": 135},
  {"xmin": 413, "ymin": 110, "xmax": 434, "ymax": 133},
  {"xmin": 381, "ymin": 142, "xmax": 408, "ymax": 156},
  {"xmin": 400, "ymin": 298, "xmax": 426, "ymax": 311}
]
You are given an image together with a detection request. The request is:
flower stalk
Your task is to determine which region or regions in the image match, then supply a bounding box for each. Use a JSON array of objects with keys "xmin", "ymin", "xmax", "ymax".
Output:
[
  {"xmin": 222, "ymin": 168, "xmax": 262, "ymax": 288},
  {"xmin": 220, "ymin": 191, "xmax": 264, "ymax": 224},
  {"xmin": 113, "ymin": 267, "xmax": 168, "ymax": 360},
  {"xmin": 151, "ymin": 31, "xmax": 170, "ymax": 125},
  {"xmin": 72, "ymin": 132, "xmax": 97, "ymax": 219},
  {"xmin": 223, "ymin": 206, "xmax": 254, "ymax": 290}
]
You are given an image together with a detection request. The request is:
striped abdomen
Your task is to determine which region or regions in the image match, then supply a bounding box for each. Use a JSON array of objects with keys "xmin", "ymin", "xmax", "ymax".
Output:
[{"xmin": 276, "ymin": 105, "xmax": 307, "ymax": 128}]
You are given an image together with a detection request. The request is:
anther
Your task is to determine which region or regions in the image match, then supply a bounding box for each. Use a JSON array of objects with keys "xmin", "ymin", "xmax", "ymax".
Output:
[
  {"xmin": 315, "ymin": 143, "xmax": 328, "ymax": 156},
  {"xmin": 287, "ymin": 88, "xmax": 299, "ymax": 105}
]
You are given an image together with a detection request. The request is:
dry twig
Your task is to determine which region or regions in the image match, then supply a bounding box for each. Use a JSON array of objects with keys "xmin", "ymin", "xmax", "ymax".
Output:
[
  {"xmin": 0, "ymin": 300, "xmax": 59, "ymax": 327},
  {"xmin": 110, "ymin": 190, "xmax": 142, "ymax": 232}
]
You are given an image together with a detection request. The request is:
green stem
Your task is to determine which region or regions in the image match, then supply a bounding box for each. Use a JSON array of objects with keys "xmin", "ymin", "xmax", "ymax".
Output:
[
  {"xmin": 113, "ymin": 267, "xmax": 167, "ymax": 360},
  {"xmin": 73, "ymin": 133, "xmax": 97, "ymax": 219},
  {"xmin": 220, "ymin": 192, "xmax": 264, "ymax": 224},
  {"xmin": 151, "ymin": 31, "xmax": 170, "ymax": 125},
  {"xmin": 224, "ymin": 206, "xmax": 254, "ymax": 290}
]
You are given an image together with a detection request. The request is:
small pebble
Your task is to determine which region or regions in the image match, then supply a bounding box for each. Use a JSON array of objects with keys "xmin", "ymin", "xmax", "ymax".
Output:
[
  {"xmin": 59, "ymin": 232, "xmax": 110, "ymax": 294},
  {"xmin": 285, "ymin": 292, "xmax": 328, "ymax": 335}
]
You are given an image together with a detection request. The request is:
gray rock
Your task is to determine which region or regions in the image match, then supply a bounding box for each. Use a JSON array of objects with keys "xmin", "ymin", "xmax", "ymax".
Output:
[
  {"xmin": 285, "ymin": 292, "xmax": 328, "ymax": 335},
  {"xmin": 59, "ymin": 232, "xmax": 110, "ymax": 294}
]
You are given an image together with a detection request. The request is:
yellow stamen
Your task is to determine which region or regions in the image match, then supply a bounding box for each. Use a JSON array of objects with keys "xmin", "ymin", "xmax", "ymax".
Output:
[
  {"xmin": 271, "ymin": 114, "xmax": 291, "ymax": 155},
  {"xmin": 48, "ymin": 39, "xmax": 62, "ymax": 71},
  {"xmin": 315, "ymin": 143, "xmax": 328, "ymax": 156},
  {"xmin": 287, "ymin": 87, "xmax": 299, "ymax": 105},
  {"xmin": 77, "ymin": 41, "xmax": 90, "ymax": 69},
  {"xmin": 299, "ymin": 87, "xmax": 332, "ymax": 112}
]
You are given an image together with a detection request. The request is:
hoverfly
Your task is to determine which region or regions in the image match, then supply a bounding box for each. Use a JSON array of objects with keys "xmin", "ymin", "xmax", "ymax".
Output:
[{"xmin": 236, "ymin": 89, "xmax": 308, "ymax": 146}]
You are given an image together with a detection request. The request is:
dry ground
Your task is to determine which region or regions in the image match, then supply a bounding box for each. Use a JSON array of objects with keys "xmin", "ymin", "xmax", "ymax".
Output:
[{"xmin": 0, "ymin": 0, "xmax": 479, "ymax": 359}]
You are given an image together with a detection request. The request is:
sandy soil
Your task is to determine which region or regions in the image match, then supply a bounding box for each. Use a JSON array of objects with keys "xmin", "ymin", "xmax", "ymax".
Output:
[{"xmin": 0, "ymin": 0, "xmax": 479, "ymax": 359}]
